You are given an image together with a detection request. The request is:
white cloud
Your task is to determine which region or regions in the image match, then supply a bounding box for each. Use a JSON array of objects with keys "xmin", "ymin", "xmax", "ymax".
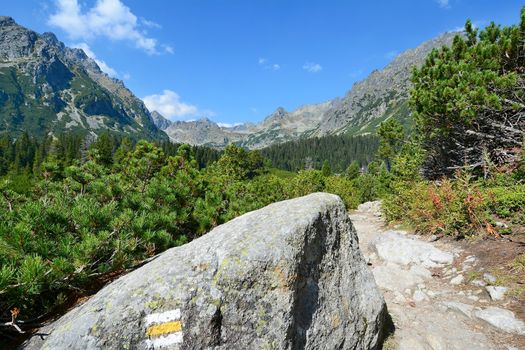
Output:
[
  {"xmin": 141, "ymin": 18, "xmax": 161, "ymax": 29},
  {"xmin": 436, "ymin": 0, "xmax": 450, "ymax": 8},
  {"xmin": 163, "ymin": 45, "xmax": 175, "ymax": 54},
  {"xmin": 303, "ymin": 62, "xmax": 322, "ymax": 73},
  {"xmin": 122, "ymin": 72, "xmax": 131, "ymax": 80},
  {"xmin": 72, "ymin": 42, "xmax": 118, "ymax": 77},
  {"xmin": 259, "ymin": 57, "xmax": 280, "ymax": 70},
  {"xmin": 250, "ymin": 107, "xmax": 258, "ymax": 113},
  {"xmin": 48, "ymin": 0, "xmax": 163, "ymax": 54},
  {"xmin": 143, "ymin": 90, "xmax": 205, "ymax": 120}
]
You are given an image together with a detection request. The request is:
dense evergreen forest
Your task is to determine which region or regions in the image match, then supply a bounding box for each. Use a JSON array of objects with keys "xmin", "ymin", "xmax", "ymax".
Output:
[
  {"xmin": 0, "ymin": 132, "xmax": 221, "ymax": 179},
  {"xmin": 260, "ymin": 134, "xmax": 379, "ymax": 172},
  {"xmin": 0, "ymin": 131, "xmax": 381, "ymax": 180}
]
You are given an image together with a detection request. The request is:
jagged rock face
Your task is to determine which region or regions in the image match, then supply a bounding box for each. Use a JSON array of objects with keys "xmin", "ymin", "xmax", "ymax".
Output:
[
  {"xmin": 237, "ymin": 102, "xmax": 333, "ymax": 149},
  {"xmin": 0, "ymin": 16, "xmax": 166, "ymax": 140},
  {"xmin": 151, "ymin": 111, "xmax": 172, "ymax": 130},
  {"xmin": 22, "ymin": 193, "xmax": 389, "ymax": 350},
  {"xmin": 164, "ymin": 117, "xmax": 244, "ymax": 148}
]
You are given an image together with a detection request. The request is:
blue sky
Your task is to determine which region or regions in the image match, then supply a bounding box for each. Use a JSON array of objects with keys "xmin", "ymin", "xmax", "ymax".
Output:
[{"xmin": 2, "ymin": 1, "xmax": 524, "ymax": 125}]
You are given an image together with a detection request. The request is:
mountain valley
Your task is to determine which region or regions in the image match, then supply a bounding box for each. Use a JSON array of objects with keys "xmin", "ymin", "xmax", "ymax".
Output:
[{"xmin": 155, "ymin": 32, "xmax": 457, "ymax": 149}]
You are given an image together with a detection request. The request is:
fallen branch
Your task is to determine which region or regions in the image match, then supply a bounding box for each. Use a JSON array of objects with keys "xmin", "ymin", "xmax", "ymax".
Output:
[{"xmin": 0, "ymin": 308, "xmax": 24, "ymax": 334}]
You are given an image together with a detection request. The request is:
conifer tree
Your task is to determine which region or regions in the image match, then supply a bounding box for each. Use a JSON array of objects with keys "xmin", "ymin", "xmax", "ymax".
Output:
[
  {"xmin": 411, "ymin": 6, "xmax": 525, "ymax": 177},
  {"xmin": 346, "ymin": 160, "xmax": 361, "ymax": 180},
  {"xmin": 321, "ymin": 160, "xmax": 332, "ymax": 176},
  {"xmin": 91, "ymin": 132, "xmax": 114, "ymax": 167},
  {"xmin": 378, "ymin": 119, "xmax": 404, "ymax": 171}
]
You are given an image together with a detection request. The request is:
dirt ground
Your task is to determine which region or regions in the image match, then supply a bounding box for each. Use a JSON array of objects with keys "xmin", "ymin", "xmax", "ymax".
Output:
[{"xmin": 455, "ymin": 235, "xmax": 525, "ymax": 321}]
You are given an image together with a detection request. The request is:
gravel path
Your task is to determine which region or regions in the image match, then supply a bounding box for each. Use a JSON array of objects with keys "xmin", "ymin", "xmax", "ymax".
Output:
[{"xmin": 350, "ymin": 202, "xmax": 525, "ymax": 350}]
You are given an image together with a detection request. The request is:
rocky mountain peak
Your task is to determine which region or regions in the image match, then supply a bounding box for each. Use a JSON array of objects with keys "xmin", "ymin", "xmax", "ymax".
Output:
[
  {"xmin": 197, "ymin": 117, "xmax": 214, "ymax": 124},
  {"xmin": 275, "ymin": 106, "xmax": 287, "ymax": 115},
  {"xmin": 0, "ymin": 17, "xmax": 38, "ymax": 60},
  {"xmin": 40, "ymin": 32, "xmax": 62, "ymax": 48},
  {"xmin": 0, "ymin": 16, "xmax": 15, "ymax": 26},
  {"xmin": 0, "ymin": 17, "xmax": 166, "ymax": 140},
  {"xmin": 270, "ymin": 106, "xmax": 287, "ymax": 119},
  {"xmin": 260, "ymin": 106, "xmax": 288, "ymax": 127},
  {"xmin": 151, "ymin": 111, "xmax": 172, "ymax": 130}
]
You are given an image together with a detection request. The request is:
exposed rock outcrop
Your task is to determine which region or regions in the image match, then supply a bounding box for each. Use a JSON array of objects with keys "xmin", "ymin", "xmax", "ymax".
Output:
[
  {"xmin": 22, "ymin": 193, "xmax": 389, "ymax": 350},
  {"xmin": 151, "ymin": 111, "xmax": 173, "ymax": 130},
  {"xmin": 164, "ymin": 117, "xmax": 244, "ymax": 148}
]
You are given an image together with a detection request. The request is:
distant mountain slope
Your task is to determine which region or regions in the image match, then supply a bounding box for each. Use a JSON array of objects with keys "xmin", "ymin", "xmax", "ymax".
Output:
[
  {"xmin": 151, "ymin": 110, "xmax": 172, "ymax": 130},
  {"xmin": 164, "ymin": 32, "xmax": 457, "ymax": 149},
  {"xmin": 164, "ymin": 118, "xmax": 243, "ymax": 148},
  {"xmin": 164, "ymin": 102, "xmax": 333, "ymax": 148},
  {"xmin": 0, "ymin": 16, "xmax": 166, "ymax": 140},
  {"xmin": 238, "ymin": 102, "xmax": 333, "ymax": 148},
  {"xmin": 311, "ymin": 32, "xmax": 458, "ymax": 136}
]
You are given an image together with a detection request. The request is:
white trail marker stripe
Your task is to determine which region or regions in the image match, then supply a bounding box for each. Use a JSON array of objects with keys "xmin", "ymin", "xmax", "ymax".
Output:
[
  {"xmin": 144, "ymin": 309, "xmax": 181, "ymax": 326},
  {"xmin": 145, "ymin": 332, "xmax": 183, "ymax": 348}
]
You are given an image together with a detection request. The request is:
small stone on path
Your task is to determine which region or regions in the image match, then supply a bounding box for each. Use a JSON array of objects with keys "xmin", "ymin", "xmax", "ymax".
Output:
[
  {"xmin": 486, "ymin": 286, "xmax": 507, "ymax": 301},
  {"xmin": 413, "ymin": 290, "xmax": 429, "ymax": 302},
  {"xmin": 471, "ymin": 279, "xmax": 486, "ymax": 287}
]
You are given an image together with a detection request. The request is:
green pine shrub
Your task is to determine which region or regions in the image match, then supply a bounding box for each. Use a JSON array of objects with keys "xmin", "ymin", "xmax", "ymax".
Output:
[
  {"xmin": 324, "ymin": 176, "xmax": 360, "ymax": 209},
  {"xmin": 489, "ymin": 185, "xmax": 525, "ymax": 223}
]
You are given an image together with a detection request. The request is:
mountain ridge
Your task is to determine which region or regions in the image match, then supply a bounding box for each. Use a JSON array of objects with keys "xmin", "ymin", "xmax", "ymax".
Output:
[
  {"xmin": 0, "ymin": 15, "xmax": 457, "ymax": 148},
  {"xmin": 161, "ymin": 32, "xmax": 457, "ymax": 149},
  {"xmin": 0, "ymin": 16, "xmax": 166, "ymax": 140}
]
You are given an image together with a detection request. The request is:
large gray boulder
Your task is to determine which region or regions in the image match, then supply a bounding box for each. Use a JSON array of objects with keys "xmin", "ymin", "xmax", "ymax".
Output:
[{"xmin": 23, "ymin": 193, "xmax": 389, "ymax": 350}]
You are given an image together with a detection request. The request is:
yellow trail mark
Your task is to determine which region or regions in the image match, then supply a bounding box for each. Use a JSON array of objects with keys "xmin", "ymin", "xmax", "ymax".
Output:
[{"xmin": 146, "ymin": 321, "xmax": 182, "ymax": 337}]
